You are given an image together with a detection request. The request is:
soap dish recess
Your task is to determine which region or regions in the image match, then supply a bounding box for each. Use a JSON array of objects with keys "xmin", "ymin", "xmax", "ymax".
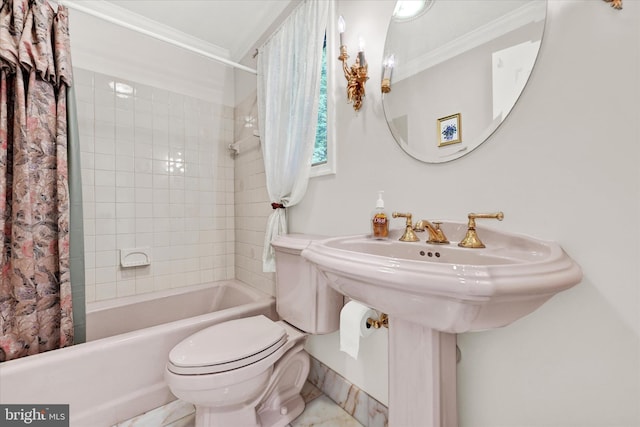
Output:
[{"xmin": 120, "ymin": 247, "xmax": 152, "ymax": 268}]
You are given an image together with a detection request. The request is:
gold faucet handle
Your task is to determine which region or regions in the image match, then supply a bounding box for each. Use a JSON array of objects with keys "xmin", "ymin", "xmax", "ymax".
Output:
[
  {"xmin": 392, "ymin": 212, "xmax": 419, "ymax": 242},
  {"xmin": 466, "ymin": 212, "xmax": 504, "ymax": 228},
  {"xmin": 459, "ymin": 212, "xmax": 504, "ymax": 249},
  {"xmin": 392, "ymin": 212, "xmax": 412, "ymax": 223}
]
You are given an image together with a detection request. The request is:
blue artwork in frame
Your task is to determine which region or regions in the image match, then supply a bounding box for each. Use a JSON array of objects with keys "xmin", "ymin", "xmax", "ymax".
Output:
[{"xmin": 437, "ymin": 113, "xmax": 462, "ymax": 147}]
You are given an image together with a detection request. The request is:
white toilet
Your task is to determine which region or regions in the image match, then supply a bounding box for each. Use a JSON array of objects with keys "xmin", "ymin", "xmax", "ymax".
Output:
[{"xmin": 165, "ymin": 234, "xmax": 343, "ymax": 427}]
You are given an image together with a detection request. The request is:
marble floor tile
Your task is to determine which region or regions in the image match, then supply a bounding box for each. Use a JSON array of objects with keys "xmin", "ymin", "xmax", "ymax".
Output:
[
  {"xmin": 117, "ymin": 382, "xmax": 362, "ymax": 427},
  {"xmin": 290, "ymin": 395, "xmax": 364, "ymax": 427},
  {"xmin": 114, "ymin": 399, "xmax": 194, "ymax": 427},
  {"xmin": 301, "ymin": 381, "xmax": 323, "ymax": 403}
]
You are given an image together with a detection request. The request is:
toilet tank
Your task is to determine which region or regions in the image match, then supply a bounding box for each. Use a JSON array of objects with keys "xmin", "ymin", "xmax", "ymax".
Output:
[{"xmin": 271, "ymin": 234, "xmax": 342, "ymax": 334}]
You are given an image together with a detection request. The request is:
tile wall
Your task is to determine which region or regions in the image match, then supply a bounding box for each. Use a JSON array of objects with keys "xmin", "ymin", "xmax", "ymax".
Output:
[
  {"xmin": 233, "ymin": 92, "xmax": 276, "ymax": 296},
  {"xmin": 74, "ymin": 68, "xmax": 236, "ymax": 302}
]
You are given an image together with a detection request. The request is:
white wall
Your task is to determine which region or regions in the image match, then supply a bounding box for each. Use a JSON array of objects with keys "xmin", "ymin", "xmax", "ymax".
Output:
[
  {"xmin": 69, "ymin": 8, "xmax": 237, "ymax": 302},
  {"xmin": 288, "ymin": 0, "xmax": 640, "ymax": 425}
]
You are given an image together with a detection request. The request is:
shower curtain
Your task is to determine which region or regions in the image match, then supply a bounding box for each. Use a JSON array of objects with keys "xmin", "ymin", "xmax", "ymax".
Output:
[{"xmin": 0, "ymin": 0, "xmax": 75, "ymax": 362}]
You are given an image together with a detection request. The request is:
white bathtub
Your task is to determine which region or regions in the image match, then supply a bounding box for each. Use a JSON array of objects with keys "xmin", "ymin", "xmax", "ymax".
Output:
[{"xmin": 0, "ymin": 280, "xmax": 276, "ymax": 427}]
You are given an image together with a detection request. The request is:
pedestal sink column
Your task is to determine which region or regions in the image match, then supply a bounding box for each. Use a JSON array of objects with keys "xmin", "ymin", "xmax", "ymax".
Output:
[{"xmin": 388, "ymin": 317, "xmax": 458, "ymax": 427}]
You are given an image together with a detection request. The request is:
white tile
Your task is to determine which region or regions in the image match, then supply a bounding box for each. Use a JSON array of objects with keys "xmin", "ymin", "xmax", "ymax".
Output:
[
  {"xmin": 153, "ymin": 159, "xmax": 169, "ymax": 174},
  {"xmin": 116, "ymin": 203, "xmax": 136, "ymax": 218},
  {"xmin": 135, "ymin": 85, "xmax": 153, "ymax": 101},
  {"xmin": 116, "ymin": 233, "xmax": 136, "ymax": 248},
  {"xmin": 84, "ymin": 235, "xmax": 96, "ymax": 252},
  {"xmin": 115, "ymin": 155, "xmax": 135, "ymax": 172},
  {"xmin": 94, "ymin": 74, "xmax": 114, "ymax": 92},
  {"xmin": 134, "ymin": 143, "xmax": 153, "ymax": 159},
  {"xmin": 115, "ymin": 141, "xmax": 135, "ymax": 158},
  {"xmin": 135, "ymin": 277, "xmax": 154, "ymax": 294},
  {"xmin": 153, "ymin": 189, "xmax": 170, "ymax": 204},
  {"xmin": 152, "ymin": 129, "xmax": 169, "ymax": 146},
  {"xmin": 115, "ymin": 94, "xmax": 134, "ymax": 111},
  {"xmin": 135, "ymin": 112, "xmax": 153, "ymax": 129},
  {"xmin": 135, "ymin": 173, "xmax": 153, "ymax": 188},
  {"xmin": 95, "ymin": 188, "xmax": 116, "ymax": 204},
  {"xmin": 79, "ymin": 133, "xmax": 95, "ymax": 153},
  {"xmin": 153, "ymin": 203, "xmax": 170, "ymax": 218},
  {"xmin": 81, "ymin": 72, "xmax": 239, "ymax": 303},
  {"xmin": 84, "ymin": 218, "xmax": 96, "ymax": 236},
  {"xmin": 94, "ymin": 89, "xmax": 115, "ymax": 109},
  {"xmin": 95, "ymin": 137, "xmax": 116, "ymax": 156},
  {"xmin": 95, "ymin": 266, "xmax": 117, "ymax": 284},
  {"xmin": 95, "ymin": 234, "xmax": 116, "ymax": 251},
  {"xmin": 95, "ymin": 170, "xmax": 116, "ymax": 187},
  {"xmin": 94, "ymin": 153, "xmax": 115, "ymax": 171},
  {"xmin": 95, "ymin": 250, "xmax": 117, "ymax": 268},
  {"xmin": 136, "ymin": 232, "xmax": 153, "ymax": 247},
  {"xmin": 84, "ymin": 284, "xmax": 96, "ymax": 302},
  {"xmin": 95, "ymin": 218, "xmax": 116, "ymax": 235},
  {"xmin": 135, "ymin": 218, "xmax": 154, "ymax": 233},
  {"xmin": 116, "ymin": 280, "xmax": 136, "ymax": 298},
  {"xmin": 152, "ymin": 88, "xmax": 169, "ymax": 104},
  {"xmin": 116, "ymin": 125, "xmax": 135, "ymax": 142},
  {"xmin": 74, "ymin": 68, "xmax": 94, "ymax": 87},
  {"xmin": 153, "ymin": 174, "xmax": 169, "ymax": 189},
  {"xmin": 135, "ymin": 188, "xmax": 153, "ymax": 204},
  {"xmin": 117, "ymin": 267, "xmax": 136, "ymax": 281},
  {"xmin": 95, "ymin": 282, "xmax": 117, "ymax": 301},
  {"xmin": 84, "ymin": 252, "xmax": 95, "ymax": 269},
  {"xmin": 135, "ymin": 203, "xmax": 153, "ymax": 218},
  {"xmin": 135, "ymin": 158, "xmax": 153, "ymax": 174},
  {"xmin": 116, "ymin": 171, "xmax": 135, "ymax": 188},
  {"xmin": 116, "ymin": 188, "xmax": 135, "ymax": 204}
]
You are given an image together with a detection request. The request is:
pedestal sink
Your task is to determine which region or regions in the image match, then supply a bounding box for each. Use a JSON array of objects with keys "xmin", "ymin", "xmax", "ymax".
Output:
[{"xmin": 301, "ymin": 222, "xmax": 582, "ymax": 427}]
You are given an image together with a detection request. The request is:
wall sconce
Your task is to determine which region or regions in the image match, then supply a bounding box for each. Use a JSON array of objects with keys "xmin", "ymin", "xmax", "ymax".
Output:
[
  {"xmin": 602, "ymin": 0, "xmax": 622, "ymax": 9},
  {"xmin": 338, "ymin": 16, "xmax": 368, "ymax": 112},
  {"xmin": 381, "ymin": 54, "xmax": 395, "ymax": 93}
]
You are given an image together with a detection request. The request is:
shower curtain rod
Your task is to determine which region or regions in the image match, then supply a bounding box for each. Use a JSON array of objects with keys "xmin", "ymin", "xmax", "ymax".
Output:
[{"xmin": 62, "ymin": 1, "xmax": 258, "ymax": 75}]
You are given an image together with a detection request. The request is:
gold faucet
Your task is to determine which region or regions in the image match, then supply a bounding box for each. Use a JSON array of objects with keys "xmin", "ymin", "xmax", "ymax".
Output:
[
  {"xmin": 414, "ymin": 220, "xmax": 450, "ymax": 244},
  {"xmin": 392, "ymin": 212, "xmax": 420, "ymax": 242},
  {"xmin": 458, "ymin": 212, "xmax": 504, "ymax": 248}
]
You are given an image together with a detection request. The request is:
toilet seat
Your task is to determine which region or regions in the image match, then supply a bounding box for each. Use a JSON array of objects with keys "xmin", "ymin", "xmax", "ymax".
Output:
[{"xmin": 168, "ymin": 315, "xmax": 287, "ymax": 375}]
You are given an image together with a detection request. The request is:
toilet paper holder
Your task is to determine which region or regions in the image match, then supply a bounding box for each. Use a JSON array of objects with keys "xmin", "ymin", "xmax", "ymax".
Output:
[{"xmin": 366, "ymin": 313, "xmax": 388, "ymax": 329}]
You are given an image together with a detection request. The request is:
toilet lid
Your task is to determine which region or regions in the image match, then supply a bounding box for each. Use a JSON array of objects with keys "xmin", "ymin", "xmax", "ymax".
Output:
[{"xmin": 168, "ymin": 315, "xmax": 287, "ymax": 374}]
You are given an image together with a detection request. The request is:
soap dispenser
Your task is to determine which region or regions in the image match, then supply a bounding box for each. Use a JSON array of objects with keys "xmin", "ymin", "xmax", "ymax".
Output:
[{"xmin": 371, "ymin": 191, "xmax": 389, "ymax": 240}]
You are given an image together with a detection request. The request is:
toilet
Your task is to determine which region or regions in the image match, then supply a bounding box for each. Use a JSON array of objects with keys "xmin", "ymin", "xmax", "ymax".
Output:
[{"xmin": 164, "ymin": 234, "xmax": 343, "ymax": 427}]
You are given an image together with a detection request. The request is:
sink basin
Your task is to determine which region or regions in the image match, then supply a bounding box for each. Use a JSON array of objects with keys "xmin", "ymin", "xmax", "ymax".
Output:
[
  {"xmin": 302, "ymin": 222, "xmax": 582, "ymax": 333},
  {"xmin": 302, "ymin": 221, "xmax": 582, "ymax": 426}
]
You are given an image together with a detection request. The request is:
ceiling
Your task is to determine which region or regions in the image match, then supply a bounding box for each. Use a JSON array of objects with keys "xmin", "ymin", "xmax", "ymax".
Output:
[{"xmin": 104, "ymin": 0, "xmax": 294, "ymax": 62}]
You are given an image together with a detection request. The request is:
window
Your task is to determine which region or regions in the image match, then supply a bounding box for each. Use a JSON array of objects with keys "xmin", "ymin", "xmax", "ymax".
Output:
[
  {"xmin": 310, "ymin": 5, "xmax": 336, "ymax": 177},
  {"xmin": 312, "ymin": 35, "xmax": 328, "ymax": 167}
]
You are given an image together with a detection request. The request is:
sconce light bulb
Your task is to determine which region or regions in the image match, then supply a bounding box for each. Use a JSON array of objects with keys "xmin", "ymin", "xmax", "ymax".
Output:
[
  {"xmin": 384, "ymin": 54, "xmax": 395, "ymax": 68},
  {"xmin": 338, "ymin": 16, "xmax": 345, "ymax": 47},
  {"xmin": 358, "ymin": 36, "xmax": 366, "ymax": 52}
]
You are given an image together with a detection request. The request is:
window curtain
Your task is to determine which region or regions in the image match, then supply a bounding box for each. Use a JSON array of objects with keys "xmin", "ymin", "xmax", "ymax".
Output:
[
  {"xmin": 0, "ymin": 0, "xmax": 75, "ymax": 361},
  {"xmin": 257, "ymin": 0, "xmax": 329, "ymax": 272}
]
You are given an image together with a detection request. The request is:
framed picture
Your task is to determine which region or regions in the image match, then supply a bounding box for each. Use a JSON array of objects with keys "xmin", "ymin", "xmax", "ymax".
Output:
[{"xmin": 437, "ymin": 113, "xmax": 462, "ymax": 147}]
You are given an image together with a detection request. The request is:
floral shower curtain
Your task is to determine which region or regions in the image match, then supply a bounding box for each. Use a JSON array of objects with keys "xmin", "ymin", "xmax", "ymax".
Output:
[{"xmin": 0, "ymin": 0, "xmax": 74, "ymax": 362}]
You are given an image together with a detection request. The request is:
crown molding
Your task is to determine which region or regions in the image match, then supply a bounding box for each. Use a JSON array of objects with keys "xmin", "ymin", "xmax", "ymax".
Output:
[
  {"xmin": 395, "ymin": 1, "xmax": 546, "ymax": 82},
  {"xmin": 64, "ymin": 0, "xmax": 231, "ymax": 63}
]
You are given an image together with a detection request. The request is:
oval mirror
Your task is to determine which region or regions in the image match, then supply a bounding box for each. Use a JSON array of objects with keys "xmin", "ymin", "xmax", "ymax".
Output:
[{"xmin": 382, "ymin": 0, "xmax": 546, "ymax": 163}]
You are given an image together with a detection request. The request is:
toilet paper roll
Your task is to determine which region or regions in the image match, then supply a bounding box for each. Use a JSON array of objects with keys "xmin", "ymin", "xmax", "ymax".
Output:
[{"xmin": 339, "ymin": 301, "xmax": 376, "ymax": 360}]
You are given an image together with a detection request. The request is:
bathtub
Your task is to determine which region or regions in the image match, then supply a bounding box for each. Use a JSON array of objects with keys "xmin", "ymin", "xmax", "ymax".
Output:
[{"xmin": 0, "ymin": 280, "xmax": 276, "ymax": 427}]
